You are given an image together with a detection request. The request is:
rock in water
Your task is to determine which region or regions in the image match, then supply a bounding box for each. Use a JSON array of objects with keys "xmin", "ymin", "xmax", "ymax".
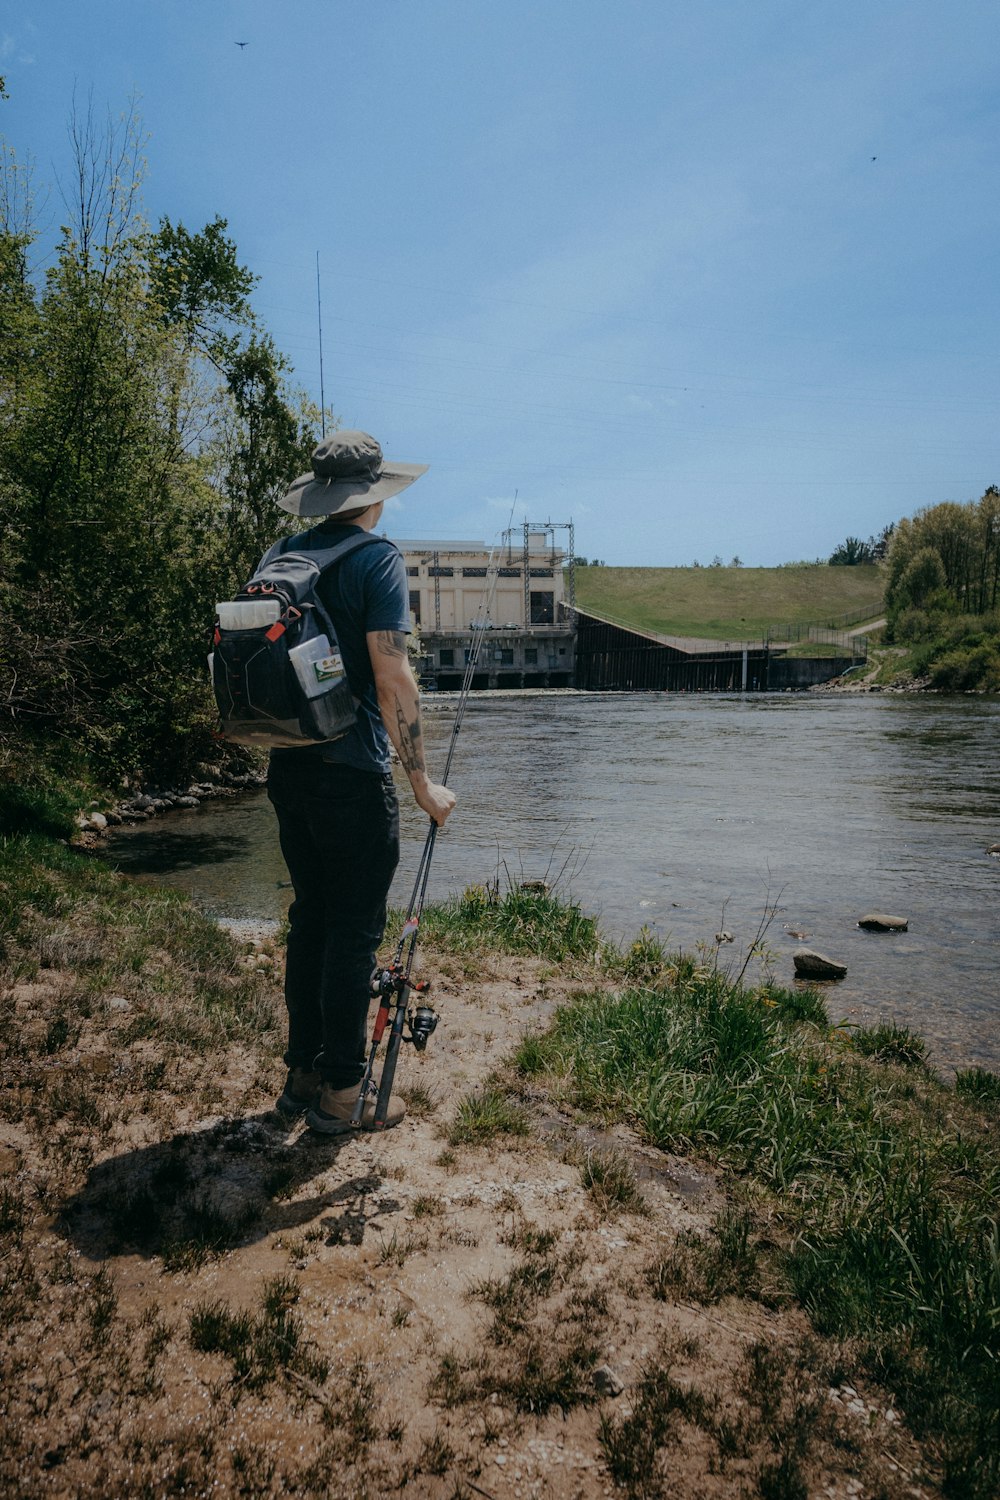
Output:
[
  {"xmin": 857, "ymin": 913, "xmax": 908, "ymax": 932},
  {"xmin": 793, "ymin": 949, "xmax": 847, "ymax": 980},
  {"xmin": 988, "ymin": 843, "xmax": 1000, "ymax": 858}
]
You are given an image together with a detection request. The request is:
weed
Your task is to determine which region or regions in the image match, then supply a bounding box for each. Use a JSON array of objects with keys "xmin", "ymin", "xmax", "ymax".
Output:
[
  {"xmin": 850, "ymin": 1021, "xmax": 928, "ymax": 1067},
  {"xmin": 162, "ymin": 1194, "xmax": 259, "ymax": 1271},
  {"xmin": 499, "ymin": 1218, "xmax": 558, "ymax": 1255},
  {"xmin": 526, "ymin": 959, "xmax": 1000, "ymax": 1496},
  {"xmin": 599, "ymin": 1353, "xmax": 711, "ymax": 1497},
  {"xmin": 376, "ymin": 1229, "xmax": 427, "ymax": 1267},
  {"xmin": 612, "ymin": 924, "xmax": 670, "ymax": 984},
  {"xmin": 0, "ymin": 1183, "xmax": 26, "ymax": 1244},
  {"xmin": 263, "ymin": 1162, "xmax": 297, "ymax": 1200},
  {"xmin": 230, "ymin": 1443, "xmax": 277, "ymax": 1494},
  {"xmin": 450, "ymin": 1246, "xmax": 604, "ymax": 1414},
  {"xmin": 87, "ymin": 1266, "xmax": 118, "ymax": 1338},
  {"xmin": 411, "ymin": 1193, "xmax": 445, "ymax": 1218},
  {"xmin": 579, "ymin": 1146, "xmax": 647, "ymax": 1214},
  {"xmin": 418, "ymin": 1429, "xmax": 454, "ymax": 1476},
  {"xmin": 954, "ymin": 1065, "xmax": 1000, "ymax": 1103},
  {"xmin": 188, "ymin": 1277, "xmax": 328, "ymax": 1394},
  {"xmin": 323, "ymin": 1358, "xmax": 378, "ymax": 1454},
  {"xmin": 447, "ymin": 1086, "xmax": 531, "ymax": 1147},
  {"xmin": 649, "ymin": 1209, "xmax": 763, "ymax": 1307},
  {"xmin": 398, "ymin": 1080, "xmax": 438, "ymax": 1117},
  {"xmin": 757, "ymin": 1454, "xmax": 809, "ymax": 1500},
  {"xmin": 435, "ymin": 1149, "xmax": 458, "ymax": 1169},
  {"xmin": 415, "ymin": 885, "xmax": 600, "ymax": 963},
  {"xmin": 512, "ymin": 1034, "xmax": 551, "ymax": 1076}
]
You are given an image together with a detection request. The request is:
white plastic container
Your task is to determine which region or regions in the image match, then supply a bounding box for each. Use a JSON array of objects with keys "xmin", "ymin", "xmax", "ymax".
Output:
[
  {"xmin": 287, "ymin": 634, "xmax": 346, "ymax": 699},
  {"xmin": 216, "ymin": 599, "xmax": 281, "ymax": 630}
]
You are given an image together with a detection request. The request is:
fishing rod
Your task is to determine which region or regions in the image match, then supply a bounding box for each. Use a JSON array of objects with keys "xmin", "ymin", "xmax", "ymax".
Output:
[{"xmin": 352, "ymin": 535, "xmax": 507, "ymax": 1129}]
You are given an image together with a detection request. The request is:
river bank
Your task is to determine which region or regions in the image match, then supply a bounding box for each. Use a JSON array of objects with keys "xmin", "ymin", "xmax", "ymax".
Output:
[
  {"xmin": 1, "ymin": 826, "xmax": 998, "ymax": 1498},
  {"xmin": 102, "ymin": 692, "xmax": 1000, "ymax": 1078}
]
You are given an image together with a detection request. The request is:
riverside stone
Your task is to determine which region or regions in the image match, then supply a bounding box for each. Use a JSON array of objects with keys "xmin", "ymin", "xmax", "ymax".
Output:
[
  {"xmin": 793, "ymin": 949, "xmax": 847, "ymax": 980},
  {"xmin": 593, "ymin": 1365, "xmax": 624, "ymax": 1397},
  {"xmin": 858, "ymin": 913, "xmax": 908, "ymax": 932}
]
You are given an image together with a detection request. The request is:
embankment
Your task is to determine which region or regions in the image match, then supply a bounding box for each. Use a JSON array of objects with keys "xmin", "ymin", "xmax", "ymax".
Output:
[{"xmin": 1, "ymin": 826, "xmax": 998, "ymax": 1497}]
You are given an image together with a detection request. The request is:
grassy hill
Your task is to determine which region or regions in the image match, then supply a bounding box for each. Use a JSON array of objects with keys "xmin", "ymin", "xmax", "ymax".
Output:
[{"xmin": 572, "ymin": 564, "xmax": 883, "ymax": 640}]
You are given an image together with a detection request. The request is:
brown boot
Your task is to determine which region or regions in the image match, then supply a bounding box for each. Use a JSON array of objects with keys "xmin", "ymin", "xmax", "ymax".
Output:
[
  {"xmin": 306, "ymin": 1082, "xmax": 405, "ymax": 1135},
  {"xmin": 276, "ymin": 1066, "xmax": 321, "ymax": 1118}
]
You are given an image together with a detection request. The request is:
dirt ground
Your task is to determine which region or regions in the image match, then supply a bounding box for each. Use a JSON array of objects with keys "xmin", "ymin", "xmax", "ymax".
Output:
[{"xmin": 0, "ymin": 936, "xmax": 939, "ymax": 1499}]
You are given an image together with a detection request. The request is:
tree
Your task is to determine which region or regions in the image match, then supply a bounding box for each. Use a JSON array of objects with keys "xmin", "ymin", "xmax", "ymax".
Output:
[
  {"xmin": 149, "ymin": 215, "xmax": 255, "ymax": 369},
  {"xmin": 829, "ymin": 536, "xmax": 874, "ymax": 566},
  {"xmin": 216, "ymin": 334, "xmax": 318, "ymax": 578}
]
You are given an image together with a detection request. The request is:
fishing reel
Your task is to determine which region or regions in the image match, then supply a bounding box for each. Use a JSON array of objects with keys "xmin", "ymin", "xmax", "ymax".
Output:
[
  {"xmin": 370, "ymin": 966, "xmax": 438, "ymax": 1051},
  {"xmin": 406, "ymin": 1001, "xmax": 439, "ymax": 1052}
]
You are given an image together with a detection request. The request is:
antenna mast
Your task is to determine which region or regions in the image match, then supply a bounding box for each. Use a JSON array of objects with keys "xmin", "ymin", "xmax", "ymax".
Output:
[{"xmin": 316, "ymin": 252, "xmax": 326, "ymax": 438}]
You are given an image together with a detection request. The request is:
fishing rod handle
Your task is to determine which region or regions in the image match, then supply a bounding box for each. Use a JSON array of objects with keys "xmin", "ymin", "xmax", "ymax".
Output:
[{"xmin": 373, "ymin": 995, "xmax": 408, "ymax": 1127}]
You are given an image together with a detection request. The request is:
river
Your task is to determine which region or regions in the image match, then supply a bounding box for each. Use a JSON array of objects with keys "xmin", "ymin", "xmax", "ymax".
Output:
[{"xmin": 108, "ymin": 692, "xmax": 1000, "ymax": 1074}]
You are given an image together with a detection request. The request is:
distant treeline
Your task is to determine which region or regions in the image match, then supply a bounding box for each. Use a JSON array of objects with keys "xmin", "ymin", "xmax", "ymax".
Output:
[
  {"xmin": 1, "ymin": 103, "xmax": 314, "ymax": 785},
  {"xmin": 885, "ymin": 489, "xmax": 1000, "ymax": 691}
]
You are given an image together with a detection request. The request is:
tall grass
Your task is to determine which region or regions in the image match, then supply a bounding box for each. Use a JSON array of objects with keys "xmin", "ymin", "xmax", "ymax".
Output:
[{"xmin": 408, "ymin": 883, "xmax": 600, "ymax": 964}]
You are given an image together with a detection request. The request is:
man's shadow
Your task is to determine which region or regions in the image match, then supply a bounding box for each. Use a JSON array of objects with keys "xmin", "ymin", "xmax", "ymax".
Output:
[{"xmin": 58, "ymin": 1112, "xmax": 403, "ymax": 1267}]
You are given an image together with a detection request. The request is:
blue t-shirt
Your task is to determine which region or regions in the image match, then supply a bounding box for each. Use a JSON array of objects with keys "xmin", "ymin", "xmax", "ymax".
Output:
[{"xmin": 270, "ymin": 523, "xmax": 410, "ymax": 774}]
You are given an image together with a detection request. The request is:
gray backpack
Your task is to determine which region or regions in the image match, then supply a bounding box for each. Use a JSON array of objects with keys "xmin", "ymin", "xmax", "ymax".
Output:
[{"xmin": 210, "ymin": 531, "xmax": 384, "ymax": 747}]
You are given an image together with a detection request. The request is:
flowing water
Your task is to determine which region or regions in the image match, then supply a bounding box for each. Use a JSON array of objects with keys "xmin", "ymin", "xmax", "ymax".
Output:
[{"xmin": 108, "ymin": 693, "xmax": 1000, "ymax": 1073}]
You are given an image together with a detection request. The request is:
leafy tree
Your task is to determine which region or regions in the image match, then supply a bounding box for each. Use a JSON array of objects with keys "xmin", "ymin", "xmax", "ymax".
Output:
[
  {"xmin": 0, "ymin": 99, "xmax": 317, "ymax": 783},
  {"xmin": 149, "ymin": 215, "xmax": 255, "ymax": 369},
  {"xmin": 829, "ymin": 536, "xmax": 874, "ymax": 566}
]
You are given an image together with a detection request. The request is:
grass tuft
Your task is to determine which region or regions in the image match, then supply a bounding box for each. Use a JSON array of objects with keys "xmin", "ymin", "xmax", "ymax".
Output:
[
  {"xmin": 849, "ymin": 1021, "xmax": 928, "ymax": 1067},
  {"xmin": 446, "ymin": 1086, "xmax": 531, "ymax": 1147}
]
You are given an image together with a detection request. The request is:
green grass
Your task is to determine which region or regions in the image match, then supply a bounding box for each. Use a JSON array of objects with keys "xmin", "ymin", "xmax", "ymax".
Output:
[
  {"xmin": 574, "ymin": 564, "xmax": 883, "ymax": 640},
  {"xmin": 412, "ymin": 884, "xmax": 600, "ymax": 964},
  {"xmin": 446, "ymin": 1085, "xmax": 531, "ymax": 1146},
  {"xmin": 515, "ymin": 965, "xmax": 1000, "ymax": 1499}
]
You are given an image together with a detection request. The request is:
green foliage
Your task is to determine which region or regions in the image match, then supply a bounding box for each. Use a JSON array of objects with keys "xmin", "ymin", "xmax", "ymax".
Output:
[
  {"xmin": 416, "ymin": 884, "xmax": 600, "ymax": 964},
  {"xmin": 149, "ymin": 215, "xmax": 255, "ymax": 367},
  {"xmin": 886, "ymin": 490, "xmax": 1000, "ymax": 632},
  {"xmin": 0, "ymin": 102, "xmax": 318, "ymax": 785},
  {"xmin": 828, "ymin": 535, "xmax": 874, "ymax": 565},
  {"xmin": 446, "ymin": 1085, "xmax": 531, "ymax": 1146}
]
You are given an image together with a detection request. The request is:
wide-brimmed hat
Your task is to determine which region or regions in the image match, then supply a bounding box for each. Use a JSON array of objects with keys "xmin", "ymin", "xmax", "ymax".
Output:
[{"xmin": 277, "ymin": 430, "xmax": 428, "ymax": 517}]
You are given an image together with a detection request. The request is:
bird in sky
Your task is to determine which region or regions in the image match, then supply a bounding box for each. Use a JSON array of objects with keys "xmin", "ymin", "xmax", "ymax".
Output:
[{"xmin": 235, "ymin": 41, "xmax": 248, "ymax": 49}]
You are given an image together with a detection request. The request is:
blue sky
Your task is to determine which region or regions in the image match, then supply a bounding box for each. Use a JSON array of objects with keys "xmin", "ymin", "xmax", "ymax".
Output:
[{"xmin": 3, "ymin": 1, "xmax": 999, "ymax": 564}]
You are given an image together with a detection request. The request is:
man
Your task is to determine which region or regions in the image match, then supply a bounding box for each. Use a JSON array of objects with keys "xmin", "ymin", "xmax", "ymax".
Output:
[{"xmin": 267, "ymin": 430, "xmax": 455, "ymax": 1134}]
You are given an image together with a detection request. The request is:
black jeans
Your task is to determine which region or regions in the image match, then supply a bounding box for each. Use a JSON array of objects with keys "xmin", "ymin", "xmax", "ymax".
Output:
[{"xmin": 267, "ymin": 755, "xmax": 400, "ymax": 1089}]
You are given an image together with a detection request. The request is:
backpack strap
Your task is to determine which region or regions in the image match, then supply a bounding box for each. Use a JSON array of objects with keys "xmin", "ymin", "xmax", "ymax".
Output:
[{"xmin": 257, "ymin": 529, "xmax": 393, "ymax": 574}]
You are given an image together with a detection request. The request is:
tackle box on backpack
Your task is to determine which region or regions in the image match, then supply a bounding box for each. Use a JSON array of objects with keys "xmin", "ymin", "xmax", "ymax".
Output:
[{"xmin": 210, "ymin": 530, "xmax": 386, "ymax": 747}]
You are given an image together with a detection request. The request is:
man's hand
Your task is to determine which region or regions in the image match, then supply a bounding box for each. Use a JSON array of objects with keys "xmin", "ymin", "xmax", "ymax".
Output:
[{"xmin": 416, "ymin": 779, "xmax": 456, "ymax": 827}]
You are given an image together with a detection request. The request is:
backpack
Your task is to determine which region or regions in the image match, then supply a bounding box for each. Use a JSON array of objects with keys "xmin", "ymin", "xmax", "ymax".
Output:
[{"xmin": 210, "ymin": 530, "xmax": 386, "ymax": 747}]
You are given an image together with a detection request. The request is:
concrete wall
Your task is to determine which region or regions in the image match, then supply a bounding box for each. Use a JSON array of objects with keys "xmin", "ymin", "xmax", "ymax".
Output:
[{"xmin": 766, "ymin": 656, "xmax": 858, "ymax": 690}]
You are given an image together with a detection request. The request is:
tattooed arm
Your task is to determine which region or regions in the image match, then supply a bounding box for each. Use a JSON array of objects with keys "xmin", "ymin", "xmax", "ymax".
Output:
[{"xmin": 367, "ymin": 630, "xmax": 457, "ymax": 826}]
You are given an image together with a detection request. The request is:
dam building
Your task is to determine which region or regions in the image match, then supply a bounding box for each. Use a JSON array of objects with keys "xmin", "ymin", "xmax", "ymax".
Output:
[
  {"xmin": 391, "ymin": 525, "xmax": 865, "ymax": 693},
  {"xmin": 394, "ymin": 529, "xmax": 576, "ymax": 689}
]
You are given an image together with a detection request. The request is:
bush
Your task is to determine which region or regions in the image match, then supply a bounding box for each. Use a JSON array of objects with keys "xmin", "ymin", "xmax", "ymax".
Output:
[{"xmin": 929, "ymin": 640, "xmax": 1000, "ymax": 692}]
